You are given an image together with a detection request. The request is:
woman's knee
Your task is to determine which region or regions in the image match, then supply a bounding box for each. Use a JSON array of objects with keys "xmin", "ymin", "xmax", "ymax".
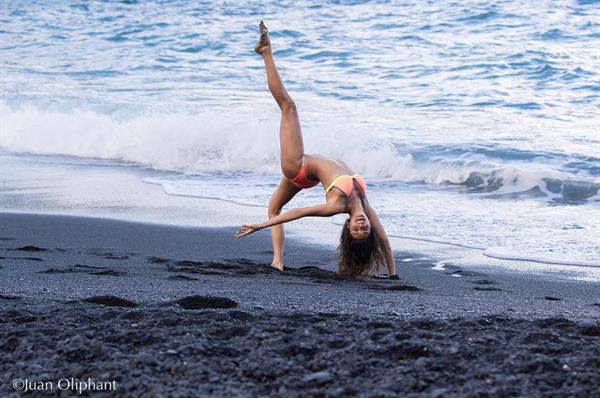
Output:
[
  {"xmin": 280, "ymin": 98, "xmax": 296, "ymax": 113},
  {"xmin": 268, "ymin": 204, "xmax": 282, "ymax": 219},
  {"xmin": 281, "ymin": 162, "xmax": 303, "ymax": 181}
]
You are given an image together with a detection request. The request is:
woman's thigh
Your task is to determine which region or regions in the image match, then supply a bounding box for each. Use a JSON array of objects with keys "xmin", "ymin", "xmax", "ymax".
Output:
[
  {"xmin": 279, "ymin": 103, "xmax": 304, "ymax": 179},
  {"xmin": 268, "ymin": 176, "xmax": 302, "ymax": 215}
]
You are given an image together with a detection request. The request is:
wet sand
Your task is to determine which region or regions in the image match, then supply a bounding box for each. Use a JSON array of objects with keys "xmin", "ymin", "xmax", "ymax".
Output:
[{"xmin": 0, "ymin": 212, "xmax": 599, "ymax": 397}]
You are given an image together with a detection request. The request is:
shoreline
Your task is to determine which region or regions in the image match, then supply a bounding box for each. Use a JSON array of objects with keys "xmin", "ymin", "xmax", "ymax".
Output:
[{"xmin": 2, "ymin": 151, "xmax": 598, "ymax": 280}]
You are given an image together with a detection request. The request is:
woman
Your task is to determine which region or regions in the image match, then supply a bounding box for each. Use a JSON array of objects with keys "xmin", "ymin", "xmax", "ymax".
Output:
[{"xmin": 235, "ymin": 21, "xmax": 397, "ymax": 279}]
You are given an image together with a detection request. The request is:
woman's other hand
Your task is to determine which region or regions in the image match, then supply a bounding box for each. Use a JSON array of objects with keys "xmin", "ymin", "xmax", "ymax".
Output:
[{"xmin": 234, "ymin": 223, "xmax": 262, "ymax": 238}]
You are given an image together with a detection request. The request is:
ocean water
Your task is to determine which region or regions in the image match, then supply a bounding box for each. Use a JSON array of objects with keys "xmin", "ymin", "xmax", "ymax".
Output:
[{"xmin": 0, "ymin": 1, "xmax": 599, "ymax": 266}]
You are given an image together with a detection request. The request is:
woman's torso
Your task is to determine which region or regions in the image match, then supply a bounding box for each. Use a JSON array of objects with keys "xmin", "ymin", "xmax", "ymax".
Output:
[{"xmin": 302, "ymin": 154, "xmax": 366, "ymax": 205}]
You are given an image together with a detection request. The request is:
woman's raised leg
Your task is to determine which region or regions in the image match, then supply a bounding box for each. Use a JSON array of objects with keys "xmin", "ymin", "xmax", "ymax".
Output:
[{"xmin": 256, "ymin": 21, "xmax": 304, "ymax": 179}]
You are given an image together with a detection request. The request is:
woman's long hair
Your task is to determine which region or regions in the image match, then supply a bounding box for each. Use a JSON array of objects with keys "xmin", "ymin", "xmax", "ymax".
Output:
[{"xmin": 337, "ymin": 218, "xmax": 385, "ymax": 278}]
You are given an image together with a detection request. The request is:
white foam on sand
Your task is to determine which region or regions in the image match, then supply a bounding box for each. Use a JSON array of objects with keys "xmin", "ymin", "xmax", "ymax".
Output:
[{"xmin": 484, "ymin": 247, "xmax": 600, "ymax": 268}]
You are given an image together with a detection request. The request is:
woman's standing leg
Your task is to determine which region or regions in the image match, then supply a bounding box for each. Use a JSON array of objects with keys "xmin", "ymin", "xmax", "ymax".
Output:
[
  {"xmin": 256, "ymin": 21, "xmax": 304, "ymax": 179},
  {"xmin": 267, "ymin": 177, "xmax": 301, "ymax": 270}
]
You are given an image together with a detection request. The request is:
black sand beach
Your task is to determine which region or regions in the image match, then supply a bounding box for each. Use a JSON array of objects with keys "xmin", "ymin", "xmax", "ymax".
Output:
[{"xmin": 1, "ymin": 212, "xmax": 599, "ymax": 397}]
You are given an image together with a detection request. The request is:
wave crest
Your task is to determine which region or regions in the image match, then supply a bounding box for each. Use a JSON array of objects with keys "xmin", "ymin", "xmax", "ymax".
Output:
[{"xmin": 1, "ymin": 102, "xmax": 597, "ymax": 202}]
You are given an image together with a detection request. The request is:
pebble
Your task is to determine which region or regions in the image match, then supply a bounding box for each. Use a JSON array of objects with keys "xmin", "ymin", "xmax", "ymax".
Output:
[
  {"xmin": 578, "ymin": 320, "xmax": 595, "ymax": 328},
  {"xmin": 415, "ymin": 358, "xmax": 428, "ymax": 369},
  {"xmin": 303, "ymin": 371, "xmax": 333, "ymax": 385},
  {"xmin": 134, "ymin": 352, "xmax": 158, "ymax": 366},
  {"xmin": 69, "ymin": 364, "xmax": 85, "ymax": 378},
  {"xmin": 430, "ymin": 387, "xmax": 449, "ymax": 398}
]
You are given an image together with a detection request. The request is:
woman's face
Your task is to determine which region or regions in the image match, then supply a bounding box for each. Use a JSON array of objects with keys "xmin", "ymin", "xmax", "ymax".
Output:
[{"xmin": 348, "ymin": 214, "xmax": 370, "ymax": 240}]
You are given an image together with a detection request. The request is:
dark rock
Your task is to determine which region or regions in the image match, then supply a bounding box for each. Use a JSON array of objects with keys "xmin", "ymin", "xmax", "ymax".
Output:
[
  {"xmin": 368, "ymin": 284, "xmax": 421, "ymax": 292},
  {"xmin": 176, "ymin": 295, "xmax": 237, "ymax": 310},
  {"xmin": 578, "ymin": 320, "xmax": 600, "ymax": 336}
]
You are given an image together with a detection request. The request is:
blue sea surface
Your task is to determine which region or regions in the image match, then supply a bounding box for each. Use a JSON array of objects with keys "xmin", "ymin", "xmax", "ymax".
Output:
[{"xmin": 0, "ymin": 0, "xmax": 599, "ymax": 265}]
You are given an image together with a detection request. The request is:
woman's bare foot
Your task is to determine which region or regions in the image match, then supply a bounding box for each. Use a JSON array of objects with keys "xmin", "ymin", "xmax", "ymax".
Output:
[
  {"xmin": 254, "ymin": 20, "xmax": 271, "ymax": 55},
  {"xmin": 271, "ymin": 261, "xmax": 284, "ymax": 272}
]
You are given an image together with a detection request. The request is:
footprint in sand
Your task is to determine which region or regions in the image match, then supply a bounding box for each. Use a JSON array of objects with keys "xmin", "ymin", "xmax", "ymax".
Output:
[
  {"xmin": 148, "ymin": 256, "xmax": 169, "ymax": 263},
  {"xmin": 167, "ymin": 275, "xmax": 199, "ymax": 281},
  {"xmin": 471, "ymin": 279, "xmax": 497, "ymax": 285},
  {"xmin": 88, "ymin": 249, "xmax": 130, "ymax": 260},
  {"xmin": 15, "ymin": 245, "xmax": 48, "ymax": 252},
  {"xmin": 39, "ymin": 265, "xmax": 128, "ymax": 276},
  {"xmin": 0, "ymin": 294, "xmax": 21, "ymax": 300},
  {"xmin": 473, "ymin": 286, "xmax": 504, "ymax": 292},
  {"xmin": 543, "ymin": 296, "xmax": 562, "ymax": 301},
  {"xmin": 1, "ymin": 256, "xmax": 43, "ymax": 262}
]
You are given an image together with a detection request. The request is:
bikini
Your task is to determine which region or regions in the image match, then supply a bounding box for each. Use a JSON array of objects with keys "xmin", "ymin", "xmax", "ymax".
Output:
[
  {"xmin": 325, "ymin": 174, "xmax": 367, "ymax": 198},
  {"xmin": 289, "ymin": 163, "xmax": 367, "ymax": 199},
  {"xmin": 290, "ymin": 163, "xmax": 320, "ymax": 189}
]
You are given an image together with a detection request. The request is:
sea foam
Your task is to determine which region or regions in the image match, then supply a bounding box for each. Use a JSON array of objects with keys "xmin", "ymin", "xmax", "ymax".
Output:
[{"xmin": 1, "ymin": 102, "xmax": 597, "ymax": 203}]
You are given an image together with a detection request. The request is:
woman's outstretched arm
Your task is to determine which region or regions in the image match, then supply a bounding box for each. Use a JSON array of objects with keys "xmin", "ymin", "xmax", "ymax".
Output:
[{"xmin": 234, "ymin": 203, "xmax": 340, "ymax": 238}]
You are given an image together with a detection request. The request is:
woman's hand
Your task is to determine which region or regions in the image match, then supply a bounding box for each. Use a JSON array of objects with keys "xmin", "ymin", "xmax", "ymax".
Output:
[{"xmin": 234, "ymin": 223, "xmax": 263, "ymax": 238}]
